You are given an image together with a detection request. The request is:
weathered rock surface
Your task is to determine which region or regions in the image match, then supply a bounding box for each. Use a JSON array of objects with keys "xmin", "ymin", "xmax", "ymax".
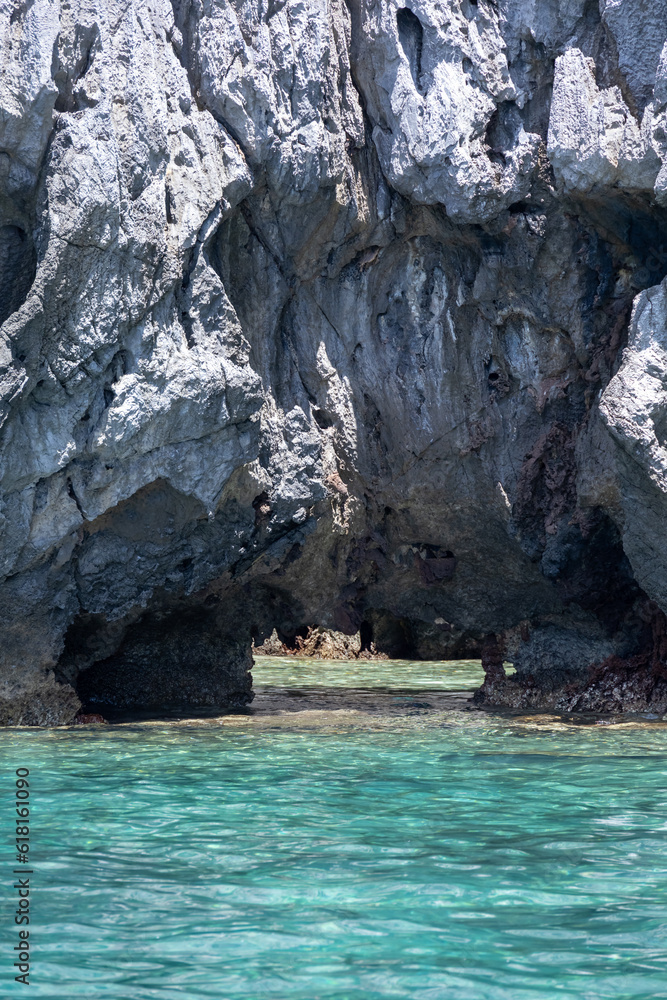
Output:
[
  {"xmin": 253, "ymin": 625, "xmax": 387, "ymax": 659},
  {"xmin": 4, "ymin": 0, "xmax": 667, "ymax": 722}
]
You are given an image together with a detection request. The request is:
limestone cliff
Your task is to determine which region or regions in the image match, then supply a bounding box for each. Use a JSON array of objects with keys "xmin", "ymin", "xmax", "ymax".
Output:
[{"xmin": 3, "ymin": 0, "xmax": 667, "ymax": 722}]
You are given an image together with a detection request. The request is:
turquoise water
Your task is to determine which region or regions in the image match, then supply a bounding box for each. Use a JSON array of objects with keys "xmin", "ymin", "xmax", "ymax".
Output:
[
  {"xmin": 3, "ymin": 720, "xmax": 667, "ymax": 999},
  {"xmin": 252, "ymin": 655, "xmax": 491, "ymax": 690}
]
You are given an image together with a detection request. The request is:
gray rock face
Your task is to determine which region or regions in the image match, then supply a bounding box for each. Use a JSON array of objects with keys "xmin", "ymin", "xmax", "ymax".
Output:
[{"xmin": 3, "ymin": 0, "xmax": 667, "ymax": 722}]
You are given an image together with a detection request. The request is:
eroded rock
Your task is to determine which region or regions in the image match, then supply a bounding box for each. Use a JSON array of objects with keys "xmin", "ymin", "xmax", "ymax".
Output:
[{"xmin": 3, "ymin": 1, "xmax": 667, "ymax": 721}]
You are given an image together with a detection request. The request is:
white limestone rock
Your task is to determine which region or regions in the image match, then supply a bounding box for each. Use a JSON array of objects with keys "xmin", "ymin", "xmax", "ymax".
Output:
[
  {"xmin": 598, "ymin": 276, "xmax": 667, "ymax": 609},
  {"xmin": 352, "ymin": 0, "xmax": 540, "ymax": 222},
  {"xmin": 548, "ymin": 48, "xmax": 660, "ymax": 194}
]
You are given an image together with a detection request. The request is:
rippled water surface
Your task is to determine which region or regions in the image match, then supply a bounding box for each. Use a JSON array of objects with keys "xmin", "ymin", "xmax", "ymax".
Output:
[
  {"xmin": 252, "ymin": 655, "xmax": 489, "ymax": 689},
  {"xmin": 3, "ymin": 701, "xmax": 667, "ymax": 998}
]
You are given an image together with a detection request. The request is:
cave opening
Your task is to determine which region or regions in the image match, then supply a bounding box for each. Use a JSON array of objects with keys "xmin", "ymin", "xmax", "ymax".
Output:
[
  {"xmin": 253, "ymin": 608, "xmax": 482, "ymax": 664},
  {"xmin": 60, "ymin": 605, "xmax": 254, "ymax": 722}
]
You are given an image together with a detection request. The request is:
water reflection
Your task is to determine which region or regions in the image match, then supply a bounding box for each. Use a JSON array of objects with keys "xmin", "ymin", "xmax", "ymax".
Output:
[{"xmin": 252, "ymin": 655, "xmax": 493, "ymax": 690}]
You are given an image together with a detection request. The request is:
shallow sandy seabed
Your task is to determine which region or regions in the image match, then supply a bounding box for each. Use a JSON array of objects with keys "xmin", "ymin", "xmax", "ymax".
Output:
[{"xmin": 58, "ymin": 686, "xmax": 667, "ymax": 733}]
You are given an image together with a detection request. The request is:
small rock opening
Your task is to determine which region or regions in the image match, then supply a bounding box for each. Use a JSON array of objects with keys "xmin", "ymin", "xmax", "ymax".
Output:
[
  {"xmin": 313, "ymin": 408, "xmax": 334, "ymax": 429},
  {"xmin": 359, "ymin": 620, "xmax": 374, "ymax": 651},
  {"xmin": 396, "ymin": 7, "xmax": 423, "ymax": 92},
  {"xmin": 485, "ymin": 357, "xmax": 511, "ymax": 396}
]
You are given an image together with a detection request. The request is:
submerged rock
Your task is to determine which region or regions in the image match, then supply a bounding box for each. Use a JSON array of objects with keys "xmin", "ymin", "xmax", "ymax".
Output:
[
  {"xmin": 73, "ymin": 712, "xmax": 107, "ymax": 725},
  {"xmin": 3, "ymin": 1, "xmax": 667, "ymax": 721}
]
